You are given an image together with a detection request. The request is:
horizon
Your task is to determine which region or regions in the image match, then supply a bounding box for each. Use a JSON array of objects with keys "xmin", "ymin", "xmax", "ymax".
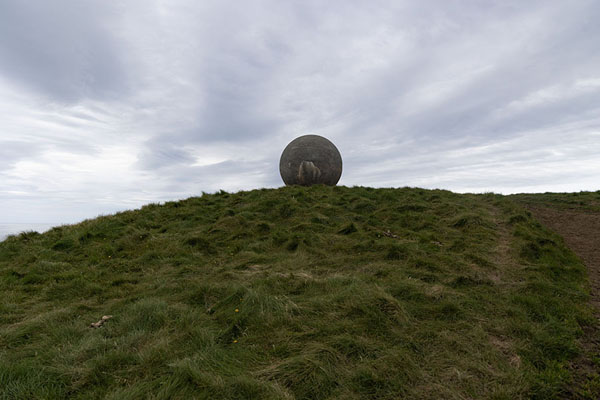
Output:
[{"xmin": 2, "ymin": 185, "xmax": 599, "ymax": 240}]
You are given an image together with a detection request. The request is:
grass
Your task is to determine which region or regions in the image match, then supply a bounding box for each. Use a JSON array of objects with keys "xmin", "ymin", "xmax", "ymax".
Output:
[
  {"xmin": 512, "ymin": 190, "xmax": 600, "ymax": 212},
  {"xmin": 0, "ymin": 186, "xmax": 596, "ymax": 399}
]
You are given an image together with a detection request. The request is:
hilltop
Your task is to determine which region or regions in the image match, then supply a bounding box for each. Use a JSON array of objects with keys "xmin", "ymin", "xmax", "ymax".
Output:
[{"xmin": 0, "ymin": 186, "xmax": 598, "ymax": 399}]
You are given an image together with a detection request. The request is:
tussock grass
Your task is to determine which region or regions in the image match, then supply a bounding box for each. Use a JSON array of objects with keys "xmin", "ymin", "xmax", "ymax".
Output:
[
  {"xmin": 0, "ymin": 186, "xmax": 595, "ymax": 399},
  {"xmin": 513, "ymin": 190, "xmax": 600, "ymax": 212}
]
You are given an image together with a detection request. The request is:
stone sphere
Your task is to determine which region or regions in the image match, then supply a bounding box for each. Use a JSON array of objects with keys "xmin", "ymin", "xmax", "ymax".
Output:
[{"xmin": 279, "ymin": 135, "xmax": 342, "ymax": 186}]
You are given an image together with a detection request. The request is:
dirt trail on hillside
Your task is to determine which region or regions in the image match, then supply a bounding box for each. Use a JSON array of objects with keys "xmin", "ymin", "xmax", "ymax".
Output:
[
  {"xmin": 525, "ymin": 206, "xmax": 600, "ymax": 313},
  {"xmin": 524, "ymin": 205, "xmax": 600, "ymax": 398}
]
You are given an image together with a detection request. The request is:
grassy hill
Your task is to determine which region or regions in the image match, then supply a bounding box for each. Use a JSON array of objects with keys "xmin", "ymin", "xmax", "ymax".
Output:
[
  {"xmin": 0, "ymin": 186, "xmax": 597, "ymax": 399},
  {"xmin": 512, "ymin": 191, "xmax": 600, "ymax": 212}
]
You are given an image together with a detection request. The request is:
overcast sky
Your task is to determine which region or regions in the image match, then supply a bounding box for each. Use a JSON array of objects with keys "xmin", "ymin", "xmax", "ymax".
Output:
[{"xmin": 1, "ymin": 0, "xmax": 599, "ymax": 224}]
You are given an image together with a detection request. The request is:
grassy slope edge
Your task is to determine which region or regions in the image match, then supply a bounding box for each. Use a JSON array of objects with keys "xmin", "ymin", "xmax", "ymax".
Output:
[{"xmin": 0, "ymin": 186, "xmax": 595, "ymax": 399}]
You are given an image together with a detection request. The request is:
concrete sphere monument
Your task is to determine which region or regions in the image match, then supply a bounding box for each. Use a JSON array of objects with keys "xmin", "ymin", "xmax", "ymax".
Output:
[{"xmin": 279, "ymin": 135, "xmax": 342, "ymax": 186}]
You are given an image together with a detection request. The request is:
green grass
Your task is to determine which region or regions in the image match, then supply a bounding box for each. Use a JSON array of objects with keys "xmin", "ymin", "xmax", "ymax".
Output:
[
  {"xmin": 512, "ymin": 190, "xmax": 600, "ymax": 212},
  {"xmin": 0, "ymin": 186, "xmax": 595, "ymax": 399}
]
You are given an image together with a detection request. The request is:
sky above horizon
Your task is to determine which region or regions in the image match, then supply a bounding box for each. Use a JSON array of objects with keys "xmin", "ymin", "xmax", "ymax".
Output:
[{"xmin": 1, "ymin": 0, "xmax": 600, "ymax": 224}]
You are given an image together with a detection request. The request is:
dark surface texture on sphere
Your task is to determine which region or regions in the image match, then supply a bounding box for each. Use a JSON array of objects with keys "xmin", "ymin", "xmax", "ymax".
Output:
[{"xmin": 279, "ymin": 135, "xmax": 342, "ymax": 186}]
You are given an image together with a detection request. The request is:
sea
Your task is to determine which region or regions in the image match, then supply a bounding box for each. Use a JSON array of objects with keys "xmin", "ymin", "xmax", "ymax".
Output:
[{"xmin": 0, "ymin": 223, "xmax": 58, "ymax": 242}]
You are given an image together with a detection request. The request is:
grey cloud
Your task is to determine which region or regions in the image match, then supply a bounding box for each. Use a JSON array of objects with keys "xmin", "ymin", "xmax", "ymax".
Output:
[
  {"xmin": 0, "ymin": 1, "xmax": 129, "ymax": 102},
  {"xmin": 136, "ymin": 141, "xmax": 196, "ymax": 170},
  {"xmin": 0, "ymin": 141, "xmax": 43, "ymax": 169}
]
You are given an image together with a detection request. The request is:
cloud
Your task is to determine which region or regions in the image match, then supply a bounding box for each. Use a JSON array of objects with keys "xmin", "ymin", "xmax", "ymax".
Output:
[
  {"xmin": 0, "ymin": 0, "xmax": 130, "ymax": 102},
  {"xmin": 0, "ymin": 0, "xmax": 599, "ymax": 225}
]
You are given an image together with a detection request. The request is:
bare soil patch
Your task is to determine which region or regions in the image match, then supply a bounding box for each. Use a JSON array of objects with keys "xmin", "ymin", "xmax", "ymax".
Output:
[{"xmin": 525, "ymin": 206, "xmax": 600, "ymax": 312}]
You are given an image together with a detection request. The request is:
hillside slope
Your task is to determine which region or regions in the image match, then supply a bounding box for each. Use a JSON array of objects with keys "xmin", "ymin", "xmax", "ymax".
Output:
[
  {"xmin": 513, "ymin": 191, "xmax": 600, "ymax": 397},
  {"xmin": 0, "ymin": 186, "xmax": 596, "ymax": 399}
]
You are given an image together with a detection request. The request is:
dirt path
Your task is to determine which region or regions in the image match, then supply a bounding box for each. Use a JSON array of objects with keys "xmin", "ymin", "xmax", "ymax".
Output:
[
  {"xmin": 524, "ymin": 205, "xmax": 600, "ymax": 399},
  {"xmin": 525, "ymin": 206, "xmax": 600, "ymax": 312}
]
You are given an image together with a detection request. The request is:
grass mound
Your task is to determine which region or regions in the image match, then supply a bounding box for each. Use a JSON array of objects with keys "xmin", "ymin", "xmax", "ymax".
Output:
[{"xmin": 0, "ymin": 186, "xmax": 595, "ymax": 399}]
